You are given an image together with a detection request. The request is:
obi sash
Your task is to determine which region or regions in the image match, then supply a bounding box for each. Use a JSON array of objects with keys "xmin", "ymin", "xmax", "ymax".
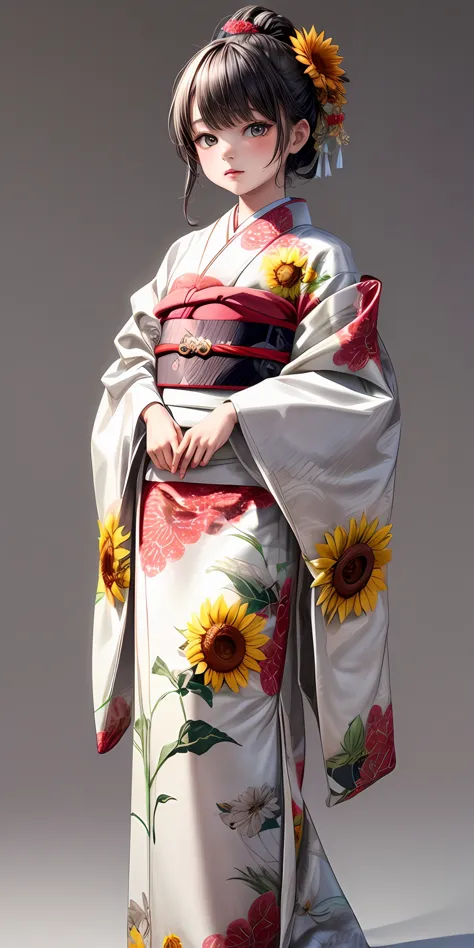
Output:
[{"xmin": 152, "ymin": 286, "xmax": 297, "ymax": 391}]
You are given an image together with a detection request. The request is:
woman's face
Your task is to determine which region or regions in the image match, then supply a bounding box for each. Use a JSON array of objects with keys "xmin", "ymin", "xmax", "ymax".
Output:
[{"xmin": 190, "ymin": 96, "xmax": 309, "ymax": 197}]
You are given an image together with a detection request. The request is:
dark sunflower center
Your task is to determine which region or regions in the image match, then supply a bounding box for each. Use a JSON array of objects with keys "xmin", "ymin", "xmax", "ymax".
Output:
[
  {"xmin": 202, "ymin": 623, "xmax": 246, "ymax": 672},
  {"xmin": 275, "ymin": 263, "xmax": 301, "ymax": 288},
  {"xmin": 332, "ymin": 542, "xmax": 375, "ymax": 599},
  {"xmin": 101, "ymin": 538, "xmax": 115, "ymax": 588}
]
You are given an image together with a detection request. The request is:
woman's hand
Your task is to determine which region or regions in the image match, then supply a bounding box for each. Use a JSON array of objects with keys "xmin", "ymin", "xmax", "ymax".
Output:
[
  {"xmin": 170, "ymin": 401, "xmax": 238, "ymax": 479},
  {"xmin": 141, "ymin": 402, "xmax": 184, "ymax": 472}
]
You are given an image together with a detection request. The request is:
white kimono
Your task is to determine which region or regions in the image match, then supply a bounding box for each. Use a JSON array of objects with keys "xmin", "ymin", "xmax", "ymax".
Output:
[{"xmin": 91, "ymin": 196, "xmax": 400, "ymax": 948}]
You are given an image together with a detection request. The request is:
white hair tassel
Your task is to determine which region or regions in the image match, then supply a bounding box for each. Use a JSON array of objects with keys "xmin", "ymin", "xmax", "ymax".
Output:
[
  {"xmin": 315, "ymin": 149, "xmax": 323, "ymax": 178},
  {"xmin": 336, "ymin": 144, "xmax": 343, "ymax": 169},
  {"xmin": 323, "ymin": 141, "xmax": 332, "ymax": 177}
]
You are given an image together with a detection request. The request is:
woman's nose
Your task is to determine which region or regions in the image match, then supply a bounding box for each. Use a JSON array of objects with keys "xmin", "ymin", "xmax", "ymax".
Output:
[{"xmin": 221, "ymin": 140, "xmax": 235, "ymax": 160}]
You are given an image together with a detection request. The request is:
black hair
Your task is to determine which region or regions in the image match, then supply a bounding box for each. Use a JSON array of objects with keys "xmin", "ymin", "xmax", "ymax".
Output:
[{"xmin": 168, "ymin": 5, "xmax": 334, "ymax": 224}]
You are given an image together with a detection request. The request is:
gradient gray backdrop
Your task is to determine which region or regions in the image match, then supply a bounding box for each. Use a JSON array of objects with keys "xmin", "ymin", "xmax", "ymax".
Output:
[{"xmin": 2, "ymin": 1, "xmax": 473, "ymax": 945}]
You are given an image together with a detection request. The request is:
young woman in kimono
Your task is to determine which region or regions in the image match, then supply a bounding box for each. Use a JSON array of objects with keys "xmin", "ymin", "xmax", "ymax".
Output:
[{"xmin": 91, "ymin": 6, "xmax": 401, "ymax": 947}]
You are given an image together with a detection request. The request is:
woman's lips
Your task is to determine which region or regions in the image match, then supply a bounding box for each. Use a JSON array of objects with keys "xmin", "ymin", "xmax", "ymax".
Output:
[{"xmin": 225, "ymin": 170, "xmax": 243, "ymax": 175}]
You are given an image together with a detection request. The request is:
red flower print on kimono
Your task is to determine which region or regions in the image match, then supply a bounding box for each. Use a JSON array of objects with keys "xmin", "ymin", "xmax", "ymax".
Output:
[
  {"xmin": 240, "ymin": 204, "xmax": 294, "ymax": 250},
  {"xmin": 345, "ymin": 703, "xmax": 395, "ymax": 799},
  {"xmin": 203, "ymin": 891, "xmax": 280, "ymax": 948},
  {"xmin": 260, "ymin": 577, "xmax": 292, "ymax": 695},
  {"xmin": 96, "ymin": 695, "xmax": 131, "ymax": 754},
  {"xmin": 333, "ymin": 281, "xmax": 382, "ymax": 372},
  {"xmin": 169, "ymin": 273, "xmax": 224, "ymax": 292},
  {"xmin": 140, "ymin": 482, "xmax": 275, "ymax": 577}
]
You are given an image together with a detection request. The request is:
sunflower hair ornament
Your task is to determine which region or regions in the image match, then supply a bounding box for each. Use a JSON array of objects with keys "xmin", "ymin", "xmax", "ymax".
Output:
[
  {"xmin": 303, "ymin": 513, "xmax": 392, "ymax": 626},
  {"xmin": 289, "ymin": 25, "xmax": 350, "ymax": 177}
]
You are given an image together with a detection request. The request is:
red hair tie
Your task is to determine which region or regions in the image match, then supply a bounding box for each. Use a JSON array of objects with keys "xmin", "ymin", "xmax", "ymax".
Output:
[{"xmin": 222, "ymin": 19, "xmax": 259, "ymax": 34}]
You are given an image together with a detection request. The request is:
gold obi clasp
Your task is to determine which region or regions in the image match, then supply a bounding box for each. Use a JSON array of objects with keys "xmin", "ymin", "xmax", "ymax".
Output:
[{"xmin": 178, "ymin": 332, "xmax": 213, "ymax": 357}]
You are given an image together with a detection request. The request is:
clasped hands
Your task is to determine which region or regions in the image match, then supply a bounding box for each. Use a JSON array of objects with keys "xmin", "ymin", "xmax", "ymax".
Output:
[{"xmin": 141, "ymin": 401, "xmax": 238, "ymax": 479}]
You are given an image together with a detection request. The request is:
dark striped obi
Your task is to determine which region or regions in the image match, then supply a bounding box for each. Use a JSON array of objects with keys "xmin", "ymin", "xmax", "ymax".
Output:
[{"xmin": 152, "ymin": 285, "xmax": 297, "ymax": 391}]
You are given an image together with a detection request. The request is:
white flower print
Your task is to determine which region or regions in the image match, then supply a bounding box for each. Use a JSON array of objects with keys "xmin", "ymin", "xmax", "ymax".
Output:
[
  {"xmin": 220, "ymin": 784, "xmax": 280, "ymax": 838},
  {"xmin": 212, "ymin": 556, "xmax": 275, "ymax": 590}
]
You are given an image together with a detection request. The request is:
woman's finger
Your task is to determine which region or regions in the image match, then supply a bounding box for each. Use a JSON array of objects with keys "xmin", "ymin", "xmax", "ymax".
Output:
[
  {"xmin": 190, "ymin": 443, "xmax": 206, "ymax": 468},
  {"xmin": 170, "ymin": 435, "xmax": 190, "ymax": 473},
  {"xmin": 199, "ymin": 445, "xmax": 215, "ymax": 466},
  {"xmin": 178, "ymin": 441, "xmax": 198, "ymax": 479},
  {"xmin": 154, "ymin": 448, "xmax": 169, "ymax": 471},
  {"xmin": 161, "ymin": 440, "xmax": 175, "ymax": 471}
]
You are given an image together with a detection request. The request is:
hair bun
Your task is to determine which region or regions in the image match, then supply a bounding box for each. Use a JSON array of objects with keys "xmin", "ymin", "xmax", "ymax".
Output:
[{"xmin": 213, "ymin": 5, "xmax": 296, "ymax": 46}]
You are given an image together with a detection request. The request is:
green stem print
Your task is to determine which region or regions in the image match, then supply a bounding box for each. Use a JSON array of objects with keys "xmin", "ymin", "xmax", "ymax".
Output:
[{"xmin": 132, "ymin": 653, "xmax": 241, "ymax": 844}]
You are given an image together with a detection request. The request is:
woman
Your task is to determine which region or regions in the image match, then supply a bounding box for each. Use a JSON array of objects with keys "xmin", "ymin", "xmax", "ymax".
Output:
[{"xmin": 91, "ymin": 7, "xmax": 400, "ymax": 946}]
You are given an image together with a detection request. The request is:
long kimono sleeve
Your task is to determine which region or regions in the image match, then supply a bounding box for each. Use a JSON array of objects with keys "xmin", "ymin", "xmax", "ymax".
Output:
[
  {"xmin": 228, "ymin": 243, "xmax": 401, "ymax": 806},
  {"xmin": 90, "ymin": 235, "xmax": 187, "ymax": 754}
]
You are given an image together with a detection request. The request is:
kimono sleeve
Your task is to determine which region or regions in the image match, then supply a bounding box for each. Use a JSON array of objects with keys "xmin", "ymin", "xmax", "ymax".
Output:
[
  {"xmin": 91, "ymin": 235, "xmax": 186, "ymax": 515},
  {"xmin": 90, "ymin": 234, "xmax": 187, "ymax": 755},
  {"xmin": 227, "ymin": 241, "xmax": 401, "ymax": 806}
]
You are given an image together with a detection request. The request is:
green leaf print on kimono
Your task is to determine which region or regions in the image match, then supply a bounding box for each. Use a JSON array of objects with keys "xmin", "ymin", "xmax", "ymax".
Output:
[{"xmin": 326, "ymin": 702, "xmax": 395, "ymax": 802}]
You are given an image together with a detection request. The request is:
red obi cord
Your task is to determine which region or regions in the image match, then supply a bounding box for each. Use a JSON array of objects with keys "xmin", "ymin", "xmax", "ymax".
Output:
[{"xmin": 154, "ymin": 342, "xmax": 290, "ymax": 364}]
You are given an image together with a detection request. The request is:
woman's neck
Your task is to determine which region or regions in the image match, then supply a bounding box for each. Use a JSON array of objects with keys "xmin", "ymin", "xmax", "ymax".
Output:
[{"xmin": 236, "ymin": 182, "xmax": 288, "ymax": 228}]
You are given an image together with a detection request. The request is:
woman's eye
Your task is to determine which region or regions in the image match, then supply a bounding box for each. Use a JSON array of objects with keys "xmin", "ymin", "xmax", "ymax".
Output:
[
  {"xmin": 245, "ymin": 123, "xmax": 271, "ymax": 137},
  {"xmin": 195, "ymin": 133, "xmax": 217, "ymax": 148}
]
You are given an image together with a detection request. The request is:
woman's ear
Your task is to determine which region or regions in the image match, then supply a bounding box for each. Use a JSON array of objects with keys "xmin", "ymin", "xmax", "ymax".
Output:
[{"xmin": 288, "ymin": 118, "xmax": 311, "ymax": 154}]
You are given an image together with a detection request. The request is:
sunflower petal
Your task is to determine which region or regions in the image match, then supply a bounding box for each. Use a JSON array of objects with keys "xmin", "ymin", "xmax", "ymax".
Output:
[
  {"xmin": 357, "ymin": 513, "xmax": 368, "ymax": 540},
  {"xmin": 226, "ymin": 600, "xmax": 241, "ymax": 626},
  {"xmin": 242, "ymin": 655, "xmax": 262, "ymax": 672},
  {"xmin": 359, "ymin": 587, "xmax": 372, "ymax": 614},
  {"xmin": 225, "ymin": 670, "xmax": 240, "ymax": 693},
  {"xmin": 374, "ymin": 550, "xmax": 392, "ymax": 566},
  {"xmin": 360, "ymin": 517, "xmax": 379, "ymax": 543},
  {"xmin": 324, "ymin": 532, "xmax": 339, "ymax": 558},
  {"xmin": 334, "ymin": 525, "xmax": 348, "ymax": 555},
  {"xmin": 244, "ymin": 632, "xmax": 270, "ymax": 648},
  {"xmin": 211, "ymin": 671, "xmax": 224, "ymax": 693},
  {"xmin": 316, "ymin": 583, "xmax": 333, "ymax": 606},
  {"xmin": 246, "ymin": 647, "xmax": 267, "ymax": 661},
  {"xmin": 234, "ymin": 665, "xmax": 249, "ymax": 687},
  {"xmin": 313, "ymin": 557, "xmax": 336, "ymax": 570},
  {"xmin": 240, "ymin": 616, "xmax": 267, "ymax": 635}
]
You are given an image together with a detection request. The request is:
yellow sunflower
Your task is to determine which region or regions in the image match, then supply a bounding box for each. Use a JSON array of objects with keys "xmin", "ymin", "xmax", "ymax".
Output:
[
  {"xmin": 261, "ymin": 246, "xmax": 311, "ymax": 300},
  {"xmin": 128, "ymin": 927, "xmax": 146, "ymax": 948},
  {"xmin": 97, "ymin": 511, "xmax": 131, "ymax": 605},
  {"xmin": 306, "ymin": 513, "xmax": 392, "ymax": 625},
  {"xmin": 184, "ymin": 594, "xmax": 270, "ymax": 693},
  {"xmin": 162, "ymin": 937, "xmax": 183, "ymax": 948},
  {"xmin": 289, "ymin": 26, "xmax": 347, "ymax": 106}
]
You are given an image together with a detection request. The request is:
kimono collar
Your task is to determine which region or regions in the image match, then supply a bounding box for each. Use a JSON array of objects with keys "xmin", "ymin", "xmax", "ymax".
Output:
[
  {"xmin": 193, "ymin": 196, "xmax": 312, "ymax": 288},
  {"xmin": 227, "ymin": 196, "xmax": 311, "ymax": 237}
]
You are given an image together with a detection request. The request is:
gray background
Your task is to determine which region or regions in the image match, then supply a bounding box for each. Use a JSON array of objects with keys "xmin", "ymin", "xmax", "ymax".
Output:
[{"xmin": 1, "ymin": 0, "xmax": 473, "ymax": 945}]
